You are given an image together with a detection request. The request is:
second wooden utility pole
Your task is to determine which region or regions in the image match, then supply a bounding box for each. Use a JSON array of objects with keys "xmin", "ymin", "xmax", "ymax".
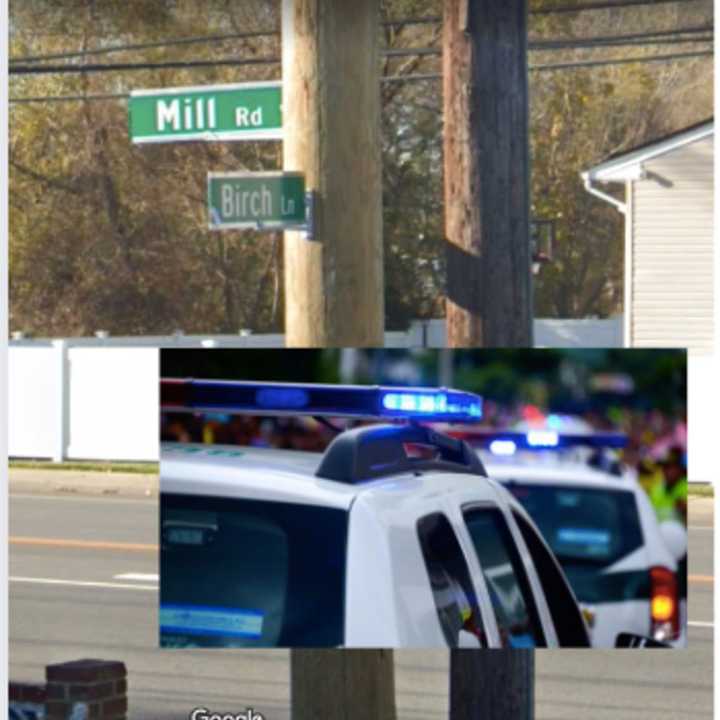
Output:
[
  {"xmin": 450, "ymin": 649, "xmax": 534, "ymax": 720},
  {"xmin": 443, "ymin": 0, "xmax": 533, "ymax": 347},
  {"xmin": 282, "ymin": 0, "xmax": 384, "ymax": 347}
]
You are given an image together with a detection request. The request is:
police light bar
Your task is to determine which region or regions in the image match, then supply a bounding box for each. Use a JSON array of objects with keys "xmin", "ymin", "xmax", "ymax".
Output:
[
  {"xmin": 161, "ymin": 379, "xmax": 483, "ymax": 424},
  {"xmin": 449, "ymin": 429, "xmax": 627, "ymax": 454}
]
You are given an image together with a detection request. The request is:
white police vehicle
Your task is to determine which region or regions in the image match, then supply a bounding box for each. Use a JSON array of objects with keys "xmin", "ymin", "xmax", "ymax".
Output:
[
  {"xmin": 453, "ymin": 427, "xmax": 687, "ymax": 648},
  {"xmin": 159, "ymin": 379, "xmax": 596, "ymax": 649}
]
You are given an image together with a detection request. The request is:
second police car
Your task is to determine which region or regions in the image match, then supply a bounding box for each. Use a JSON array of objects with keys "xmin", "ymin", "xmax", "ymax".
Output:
[
  {"xmin": 159, "ymin": 379, "xmax": 669, "ymax": 649},
  {"xmin": 451, "ymin": 421, "xmax": 687, "ymax": 647}
]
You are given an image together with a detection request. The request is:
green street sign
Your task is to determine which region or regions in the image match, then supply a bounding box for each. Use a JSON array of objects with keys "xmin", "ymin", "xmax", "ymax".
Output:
[
  {"xmin": 129, "ymin": 82, "xmax": 282, "ymax": 143},
  {"xmin": 208, "ymin": 172, "xmax": 306, "ymax": 231}
]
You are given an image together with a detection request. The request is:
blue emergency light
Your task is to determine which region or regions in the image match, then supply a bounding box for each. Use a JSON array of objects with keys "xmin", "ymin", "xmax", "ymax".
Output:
[
  {"xmin": 450, "ymin": 429, "xmax": 627, "ymax": 454},
  {"xmin": 161, "ymin": 379, "xmax": 483, "ymax": 424},
  {"xmin": 527, "ymin": 430, "xmax": 560, "ymax": 448}
]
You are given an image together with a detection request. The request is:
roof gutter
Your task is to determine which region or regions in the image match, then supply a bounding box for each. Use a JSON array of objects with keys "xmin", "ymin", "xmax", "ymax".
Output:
[{"xmin": 581, "ymin": 172, "xmax": 627, "ymax": 214}]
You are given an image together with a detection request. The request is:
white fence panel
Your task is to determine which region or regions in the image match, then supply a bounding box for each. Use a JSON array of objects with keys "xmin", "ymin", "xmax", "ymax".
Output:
[
  {"xmin": 534, "ymin": 317, "xmax": 624, "ymax": 348},
  {"xmin": 66, "ymin": 348, "xmax": 159, "ymax": 462},
  {"xmin": 405, "ymin": 317, "xmax": 625, "ymax": 348},
  {"xmin": 9, "ymin": 343, "xmax": 63, "ymax": 460}
]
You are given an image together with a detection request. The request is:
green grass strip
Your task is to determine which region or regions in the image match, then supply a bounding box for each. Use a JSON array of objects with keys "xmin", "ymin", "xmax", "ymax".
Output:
[
  {"xmin": 10, "ymin": 460, "xmax": 158, "ymax": 475},
  {"xmin": 688, "ymin": 484, "xmax": 714, "ymax": 497}
]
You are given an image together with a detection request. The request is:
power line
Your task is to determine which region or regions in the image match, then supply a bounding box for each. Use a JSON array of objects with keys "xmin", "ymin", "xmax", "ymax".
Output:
[
  {"xmin": 384, "ymin": 32, "xmax": 713, "ymax": 60},
  {"xmin": 9, "ymin": 92, "xmax": 128, "ymax": 104},
  {"xmin": 534, "ymin": 35, "xmax": 712, "ymax": 50},
  {"xmin": 9, "ymin": 3, "xmax": 712, "ymax": 65},
  {"xmin": 382, "ymin": 48, "xmax": 712, "ymax": 81},
  {"xmin": 383, "ymin": 1, "xmax": 702, "ymax": 22},
  {"xmin": 553, "ymin": 24, "xmax": 711, "ymax": 39},
  {"xmin": 531, "ymin": 0, "xmax": 705, "ymax": 13},
  {"xmin": 534, "ymin": 48, "xmax": 712, "ymax": 68},
  {"xmin": 12, "ymin": 32, "xmax": 711, "ymax": 69},
  {"xmin": 381, "ymin": 74, "xmax": 442, "ymax": 85},
  {"xmin": 9, "ymin": 57, "xmax": 280, "ymax": 75},
  {"xmin": 546, "ymin": 36, "xmax": 712, "ymax": 50},
  {"xmin": 9, "ymin": 30, "xmax": 279, "ymax": 64},
  {"xmin": 10, "ymin": 28, "xmax": 714, "ymax": 76},
  {"xmin": 9, "ymin": 48, "xmax": 712, "ymax": 101},
  {"xmin": 9, "ymin": 18, "xmax": 444, "ymax": 65},
  {"xmin": 383, "ymin": 48, "xmax": 440, "ymax": 59},
  {"xmin": 532, "ymin": 25, "xmax": 713, "ymax": 49}
]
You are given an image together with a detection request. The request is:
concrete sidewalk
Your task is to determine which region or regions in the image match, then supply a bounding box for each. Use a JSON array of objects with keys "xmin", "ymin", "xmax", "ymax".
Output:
[
  {"xmin": 9, "ymin": 468, "xmax": 159, "ymax": 498},
  {"xmin": 690, "ymin": 496, "xmax": 714, "ymax": 523}
]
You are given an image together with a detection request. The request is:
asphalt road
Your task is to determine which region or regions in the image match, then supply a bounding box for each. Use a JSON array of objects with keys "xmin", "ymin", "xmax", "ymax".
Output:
[{"xmin": 9, "ymin": 491, "xmax": 713, "ymax": 720}]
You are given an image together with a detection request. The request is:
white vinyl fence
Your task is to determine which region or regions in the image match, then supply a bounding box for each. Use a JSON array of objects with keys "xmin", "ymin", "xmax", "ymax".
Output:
[
  {"xmin": 8, "ymin": 318, "xmax": 712, "ymax": 483},
  {"xmin": 10, "ymin": 342, "xmax": 159, "ymax": 462}
]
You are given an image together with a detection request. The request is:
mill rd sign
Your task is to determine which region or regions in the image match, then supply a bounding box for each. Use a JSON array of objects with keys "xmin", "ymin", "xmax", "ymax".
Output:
[{"xmin": 129, "ymin": 82, "xmax": 282, "ymax": 143}]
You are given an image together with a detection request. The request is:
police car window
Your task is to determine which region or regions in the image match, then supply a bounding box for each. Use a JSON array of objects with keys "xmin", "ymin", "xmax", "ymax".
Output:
[
  {"xmin": 504, "ymin": 483, "xmax": 646, "ymax": 605},
  {"xmin": 160, "ymin": 494, "xmax": 347, "ymax": 648},
  {"xmin": 504, "ymin": 484, "xmax": 643, "ymax": 565},
  {"xmin": 462, "ymin": 507, "xmax": 546, "ymax": 648},
  {"xmin": 511, "ymin": 510, "xmax": 591, "ymax": 648},
  {"xmin": 417, "ymin": 513, "xmax": 488, "ymax": 648}
]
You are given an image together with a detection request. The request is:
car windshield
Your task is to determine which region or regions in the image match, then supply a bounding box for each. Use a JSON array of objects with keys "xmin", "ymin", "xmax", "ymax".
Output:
[
  {"xmin": 160, "ymin": 493, "xmax": 348, "ymax": 647},
  {"xmin": 504, "ymin": 482, "xmax": 647, "ymax": 604}
]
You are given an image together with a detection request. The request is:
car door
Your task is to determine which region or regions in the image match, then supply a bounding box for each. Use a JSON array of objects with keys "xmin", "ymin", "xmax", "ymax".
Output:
[
  {"xmin": 508, "ymin": 505, "xmax": 592, "ymax": 647},
  {"xmin": 451, "ymin": 495, "xmax": 553, "ymax": 648},
  {"xmin": 344, "ymin": 477, "xmax": 496, "ymax": 647}
]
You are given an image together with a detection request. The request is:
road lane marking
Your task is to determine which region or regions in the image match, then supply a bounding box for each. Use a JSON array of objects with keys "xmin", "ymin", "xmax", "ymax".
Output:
[
  {"xmin": 689, "ymin": 575, "xmax": 713, "ymax": 584},
  {"xmin": 10, "ymin": 576, "xmax": 157, "ymax": 591},
  {"xmin": 8, "ymin": 575, "xmax": 715, "ymax": 632},
  {"xmin": 10, "ymin": 536, "xmax": 157, "ymax": 552},
  {"xmin": 114, "ymin": 573, "xmax": 159, "ymax": 581}
]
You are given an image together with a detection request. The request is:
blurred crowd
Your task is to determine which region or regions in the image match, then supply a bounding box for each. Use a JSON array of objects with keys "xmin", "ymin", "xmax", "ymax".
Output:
[
  {"xmin": 480, "ymin": 399, "xmax": 688, "ymax": 526},
  {"xmin": 161, "ymin": 401, "xmax": 688, "ymax": 526},
  {"xmin": 161, "ymin": 413, "xmax": 334, "ymax": 452},
  {"xmin": 590, "ymin": 405, "xmax": 687, "ymax": 526}
]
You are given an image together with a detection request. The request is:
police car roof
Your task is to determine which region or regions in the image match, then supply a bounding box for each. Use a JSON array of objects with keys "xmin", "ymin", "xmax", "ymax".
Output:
[
  {"xmin": 483, "ymin": 454, "xmax": 637, "ymax": 491},
  {"xmin": 161, "ymin": 442, "xmax": 496, "ymax": 511}
]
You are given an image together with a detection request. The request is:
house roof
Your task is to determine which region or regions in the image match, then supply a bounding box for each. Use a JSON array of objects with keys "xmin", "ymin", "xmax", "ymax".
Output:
[{"xmin": 582, "ymin": 117, "xmax": 713, "ymax": 183}]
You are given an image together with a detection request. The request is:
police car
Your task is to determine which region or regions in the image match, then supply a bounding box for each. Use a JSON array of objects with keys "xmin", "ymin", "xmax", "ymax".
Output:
[
  {"xmin": 452, "ymin": 427, "xmax": 687, "ymax": 648},
  {"xmin": 159, "ymin": 379, "xmax": 597, "ymax": 649}
]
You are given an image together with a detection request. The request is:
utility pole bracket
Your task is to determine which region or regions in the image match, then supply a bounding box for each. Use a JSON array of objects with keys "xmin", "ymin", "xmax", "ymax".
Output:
[{"xmin": 303, "ymin": 190, "xmax": 316, "ymax": 241}]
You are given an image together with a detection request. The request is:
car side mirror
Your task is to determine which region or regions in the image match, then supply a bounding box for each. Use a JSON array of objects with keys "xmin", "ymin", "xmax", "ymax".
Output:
[
  {"xmin": 658, "ymin": 520, "xmax": 688, "ymax": 563},
  {"xmin": 615, "ymin": 632, "xmax": 671, "ymax": 648}
]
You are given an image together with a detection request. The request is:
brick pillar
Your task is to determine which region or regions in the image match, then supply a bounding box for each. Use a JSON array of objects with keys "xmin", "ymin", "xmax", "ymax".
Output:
[
  {"xmin": 45, "ymin": 660, "xmax": 127, "ymax": 720},
  {"xmin": 9, "ymin": 681, "xmax": 47, "ymax": 717}
]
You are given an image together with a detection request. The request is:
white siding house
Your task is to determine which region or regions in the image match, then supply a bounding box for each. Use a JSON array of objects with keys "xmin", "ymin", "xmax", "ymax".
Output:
[{"xmin": 581, "ymin": 120, "xmax": 714, "ymax": 354}]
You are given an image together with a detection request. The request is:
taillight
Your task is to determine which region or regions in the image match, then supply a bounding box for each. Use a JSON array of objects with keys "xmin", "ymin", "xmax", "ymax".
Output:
[{"xmin": 650, "ymin": 566, "xmax": 679, "ymax": 641}]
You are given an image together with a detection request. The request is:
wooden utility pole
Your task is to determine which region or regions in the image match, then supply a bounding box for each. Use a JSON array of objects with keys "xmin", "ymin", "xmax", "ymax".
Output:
[
  {"xmin": 281, "ymin": 0, "xmax": 384, "ymax": 347},
  {"xmin": 291, "ymin": 649, "xmax": 396, "ymax": 720},
  {"xmin": 444, "ymin": 1, "xmax": 534, "ymax": 713},
  {"xmin": 443, "ymin": 0, "xmax": 532, "ymax": 347},
  {"xmin": 450, "ymin": 649, "xmax": 534, "ymax": 720},
  {"xmin": 282, "ymin": 4, "xmax": 393, "ymax": 718}
]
